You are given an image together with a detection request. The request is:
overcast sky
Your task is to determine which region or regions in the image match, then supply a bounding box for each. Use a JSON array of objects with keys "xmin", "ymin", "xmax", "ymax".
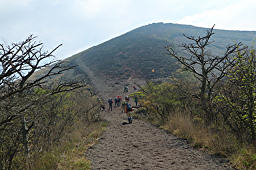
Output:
[{"xmin": 1, "ymin": 0, "xmax": 256, "ymax": 59}]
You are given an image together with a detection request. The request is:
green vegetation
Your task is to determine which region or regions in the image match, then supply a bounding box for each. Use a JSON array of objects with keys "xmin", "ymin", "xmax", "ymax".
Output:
[
  {"xmin": 134, "ymin": 28, "xmax": 256, "ymax": 169},
  {"xmin": 0, "ymin": 36, "xmax": 105, "ymax": 169},
  {"xmin": 1, "ymin": 86, "xmax": 106, "ymax": 170},
  {"xmin": 138, "ymin": 80, "xmax": 255, "ymax": 169},
  {"xmin": 67, "ymin": 23, "xmax": 256, "ymax": 81},
  {"xmin": 214, "ymin": 48, "xmax": 256, "ymax": 143},
  {"xmin": 2, "ymin": 23, "xmax": 256, "ymax": 169}
]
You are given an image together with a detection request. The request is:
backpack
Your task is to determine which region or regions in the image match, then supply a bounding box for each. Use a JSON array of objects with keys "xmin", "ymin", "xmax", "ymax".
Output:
[
  {"xmin": 108, "ymin": 98, "xmax": 113, "ymax": 104},
  {"xmin": 127, "ymin": 104, "xmax": 132, "ymax": 112}
]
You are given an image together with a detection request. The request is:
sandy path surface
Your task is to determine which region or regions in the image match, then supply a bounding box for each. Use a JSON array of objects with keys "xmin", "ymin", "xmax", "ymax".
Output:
[
  {"xmin": 86, "ymin": 106, "xmax": 232, "ymax": 170},
  {"xmin": 84, "ymin": 66, "xmax": 232, "ymax": 170}
]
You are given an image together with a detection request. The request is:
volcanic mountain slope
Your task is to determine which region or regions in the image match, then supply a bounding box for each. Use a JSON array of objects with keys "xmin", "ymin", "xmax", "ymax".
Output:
[{"xmin": 64, "ymin": 23, "xmax": 256, "ymax": 81}]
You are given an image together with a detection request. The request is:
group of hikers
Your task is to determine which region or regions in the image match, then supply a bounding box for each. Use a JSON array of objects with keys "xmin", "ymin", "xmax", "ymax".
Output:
[
  {"xmin": 107, "ymin": 96, "xmax": 122, "ymax": 111},
  {"xmin": 106, "ymin": 85, "xmax": 139, "ymax": 124}
]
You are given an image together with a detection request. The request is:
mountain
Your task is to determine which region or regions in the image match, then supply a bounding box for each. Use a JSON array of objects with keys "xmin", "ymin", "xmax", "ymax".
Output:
[{"xmin": 63, "ymin": 23, "xmax": 256, "ymax": 81}]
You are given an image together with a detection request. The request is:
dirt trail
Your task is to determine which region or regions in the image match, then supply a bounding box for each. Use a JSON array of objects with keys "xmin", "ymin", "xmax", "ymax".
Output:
[{"xmin": 85, "ymin": 66, "xmax": 232, "ymax": 170}]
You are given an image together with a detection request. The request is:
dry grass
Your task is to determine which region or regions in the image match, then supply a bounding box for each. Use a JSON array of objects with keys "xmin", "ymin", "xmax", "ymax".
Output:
[
  {"xmin": 32, "ymin": 120, "xmax": 108, "ymax": 170},
  {"xmin": 160, "ymin": 111, "xmax": 256, "ymax": 169},
  {"xmin": 163, "ymin": 112, "xmax": 212, "ymax": 149},
  {"xmin": 231, "ymin": 147, "xmax": 256, "ymax": 170}
]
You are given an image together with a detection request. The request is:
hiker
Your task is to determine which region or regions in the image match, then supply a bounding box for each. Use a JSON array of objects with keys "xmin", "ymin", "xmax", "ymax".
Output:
[
  {"xmin": 133, "ymin": 85, "xmax": 137, "ymax": 91},
  {"xmin": 126, "ymin": 103, "xmax": 133, "ymax": 123},
  {"xmin": 134, "ymin": 95, "xmax": 138, "ymax": 106},
  {"xmin": 127, "ymin": 103, "xmax": 133, "ymax": 112},
  {"xmin": 128, "ymin": 115, "xmax": 133, "ymax": 124},
  {"xmin": 114, "ymin": 97, "xmax": 118, "ymax": 107},
  {"xmin": 108, "ymin": 98, "xmax": 113, "ymax": 111},
  {"xmin": 117, "ymin": 96, "xmax": 122, "ymax": 106},
  {"xmin": 123, "ymin": 86, "xmax": 128, "ymax": 93},
  {"xmin": 125, "ymin": 96, "xmax": 129, "ymax": 102}
]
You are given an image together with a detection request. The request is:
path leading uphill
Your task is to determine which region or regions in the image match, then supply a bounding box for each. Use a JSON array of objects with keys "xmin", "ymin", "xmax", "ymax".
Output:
[
  {"xmin": 86, "ymin": 107, "xmax": 232, "ymax": 170},
  {"xmin": 84, "ymin": 66, "xmax": 232, "ymax": 170}
]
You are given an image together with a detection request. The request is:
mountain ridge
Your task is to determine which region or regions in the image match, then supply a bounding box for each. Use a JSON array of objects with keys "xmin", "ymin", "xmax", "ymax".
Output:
[{"xmin": 62, "ymin": 22, "xmax": 256, "ymax": 81}]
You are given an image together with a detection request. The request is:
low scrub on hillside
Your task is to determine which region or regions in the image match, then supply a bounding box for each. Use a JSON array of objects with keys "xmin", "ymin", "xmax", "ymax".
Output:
[
  {"xmin": 138, "ymin": 80, "xmax": 256, "ymax": 169},
  {"xmin": 137, "ymin": 41, "xmax": 256, "ymax": 169},
  {"xmin": 0, "ymin": 87, "xmax": 105, "ymax": 169}
]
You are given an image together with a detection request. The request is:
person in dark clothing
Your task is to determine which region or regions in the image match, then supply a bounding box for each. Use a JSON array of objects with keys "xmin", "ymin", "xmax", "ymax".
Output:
[
  {"xmin": 108, "ymin": 98, "xmax": 113, "ymax": 111},
  {"xmin": 114, "ymin": 97, "xmax": 118, "ymax": 106},
  {"xmin": 133, "ymin": 85, "xmax": 137, "ymax": 91},
  {"xmin": 134, "ymin": 95, "xmax": 138, "ymax": 106},
  {"xmin": 126, "ymin": 103, "xmax": 133, "ymax": 124},
  {"xmin": 124, "ymin": 86, "xmax": 128, "ymax": 93}
]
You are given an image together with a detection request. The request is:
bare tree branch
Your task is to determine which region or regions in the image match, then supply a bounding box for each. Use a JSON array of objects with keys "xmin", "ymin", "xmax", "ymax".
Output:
[{"xmin": 166, "ymin": 25, "xmax": 246, "ymax": 123}]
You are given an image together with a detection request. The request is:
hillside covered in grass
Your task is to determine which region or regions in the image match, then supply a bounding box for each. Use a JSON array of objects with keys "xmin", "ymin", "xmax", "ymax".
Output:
[{"xmin": 66, "ymin": 23, "xmax": 256, "ymax": 80}]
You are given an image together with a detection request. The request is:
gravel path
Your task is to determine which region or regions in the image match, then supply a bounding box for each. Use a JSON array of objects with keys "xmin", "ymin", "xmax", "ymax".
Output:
[
  {"xmin": 84, "ymin": 65, "xmax": 233, "ymax": 169},
  {"xmin": 86, "ymin": 105, "xmax": 232, "ymax": 170}
]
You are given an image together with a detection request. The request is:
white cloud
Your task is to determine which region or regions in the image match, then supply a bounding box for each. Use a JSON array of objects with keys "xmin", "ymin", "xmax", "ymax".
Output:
[{"xmin": 177, "ymin": 0, "xmax": 256, "ymax": 31}]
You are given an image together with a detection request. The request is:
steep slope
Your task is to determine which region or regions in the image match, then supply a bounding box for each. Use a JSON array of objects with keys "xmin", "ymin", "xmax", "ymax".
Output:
[{"xmin": 65, "ymin": 23, "xmax": 256, "ymax": 81}]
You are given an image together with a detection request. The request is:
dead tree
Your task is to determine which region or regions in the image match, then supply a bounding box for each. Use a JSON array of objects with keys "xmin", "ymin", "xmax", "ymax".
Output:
[
  {"xmin": 166, "ymin": 25, "xmax": 244, "ymax": 123},
  {"xmin": 0, "ymin": 35, "xmax": 83, "ymax": 124}
]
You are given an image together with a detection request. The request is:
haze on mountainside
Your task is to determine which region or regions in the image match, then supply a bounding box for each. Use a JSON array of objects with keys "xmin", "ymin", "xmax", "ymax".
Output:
[{"xmin": 62, "ymin": 23, "xmax": 256, "ymax": 82}]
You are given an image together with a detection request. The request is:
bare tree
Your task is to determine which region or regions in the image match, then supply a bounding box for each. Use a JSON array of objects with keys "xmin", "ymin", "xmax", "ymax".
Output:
[
  {"xmin": 166, "ymin": 25, "xmax": 244, "ymax": 123},
  {"xmin": 0, "ymin": 35, "xmax": 84, "ymax": 169},
  {"xmin": 0, "ymin": 35, "xmax": 83, "ymax": 125}
]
